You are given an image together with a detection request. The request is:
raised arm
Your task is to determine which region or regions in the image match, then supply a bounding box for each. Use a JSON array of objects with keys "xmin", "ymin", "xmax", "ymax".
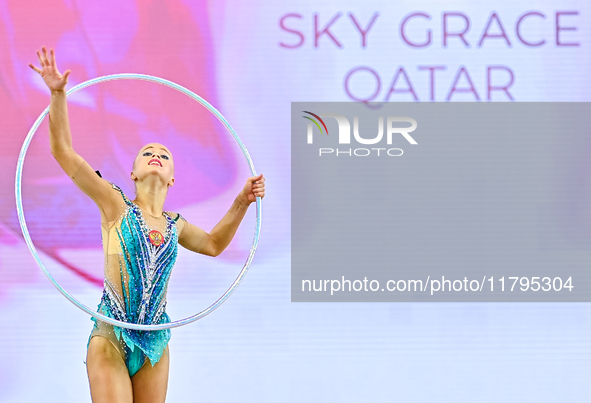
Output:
[
  {"xmin": 29, "ymin": 47, "xmax": 121, "ymax": 221},
  {"xmin": 178, "ymin": 174, "xmax": 266, "ymax": 257}
]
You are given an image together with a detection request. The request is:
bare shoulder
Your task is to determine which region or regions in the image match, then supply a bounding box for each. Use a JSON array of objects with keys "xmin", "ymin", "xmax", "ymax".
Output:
[
  {"xmin": 69, "ymin": 160, "xmax": 127, "ymax": 223},
  {"xmin": 165, "ymin": 211, "xmax": 185, "ymax": 231},
  {"xmin": 164, "ymin": 211, "xmax": 184, "ymax": 222}
]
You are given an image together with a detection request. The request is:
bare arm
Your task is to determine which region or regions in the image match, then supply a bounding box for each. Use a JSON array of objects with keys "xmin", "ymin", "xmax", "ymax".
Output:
[
  {"xmin": 47, "ymin": 89, "xmax": 82, "ymax": 174},
  {"xmin": 29, "ymin": 47, "xmax": 121, "ymax": 221},
  {"xmin": 178, "ymin": 174, "xmax": 266, "ymax": 257}
]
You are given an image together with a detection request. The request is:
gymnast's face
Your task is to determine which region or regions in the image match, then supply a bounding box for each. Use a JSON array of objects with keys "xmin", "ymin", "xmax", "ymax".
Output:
[{"xmin": 131, "ymin": 143, "xmax": 175, "ymax": 188}]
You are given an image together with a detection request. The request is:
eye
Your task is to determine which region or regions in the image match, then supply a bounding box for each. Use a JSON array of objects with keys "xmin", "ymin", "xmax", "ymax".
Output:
[
  {"xmin": 142, "ymin": 151, "xmax": 153, "ymax": 157},
  {"xmin": 161, "ymin": 154, "xmax": 170, "ymax": 160}
]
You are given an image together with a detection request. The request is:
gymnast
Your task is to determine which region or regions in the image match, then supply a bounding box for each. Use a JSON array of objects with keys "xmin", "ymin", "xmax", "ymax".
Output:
[{"xmin": 29, "ymin": 46, "xmax": 265, "ymax": 403}]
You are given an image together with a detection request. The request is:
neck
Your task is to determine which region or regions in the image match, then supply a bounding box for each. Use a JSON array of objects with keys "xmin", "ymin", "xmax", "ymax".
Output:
[{"xmin": 133, "ymin": 177, "xmax": 168, "ymax": 217}]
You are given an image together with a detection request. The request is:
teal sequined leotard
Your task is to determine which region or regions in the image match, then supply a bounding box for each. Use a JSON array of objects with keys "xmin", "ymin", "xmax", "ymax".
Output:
[{"xmin": 88, "ymin": 182, "xmax": 180, "ymax": 377}]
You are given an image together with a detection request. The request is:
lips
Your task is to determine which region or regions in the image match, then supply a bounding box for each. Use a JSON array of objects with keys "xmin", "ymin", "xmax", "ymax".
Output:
[{"xmin": 148, "ymin": 158, "xmax": 162, "ymax": 167}]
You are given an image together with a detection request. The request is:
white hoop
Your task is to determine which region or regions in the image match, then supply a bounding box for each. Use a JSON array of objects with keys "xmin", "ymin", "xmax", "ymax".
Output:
[{"xmin": 15, "ymin": 73, "xmax": 262, "ymax": 330}]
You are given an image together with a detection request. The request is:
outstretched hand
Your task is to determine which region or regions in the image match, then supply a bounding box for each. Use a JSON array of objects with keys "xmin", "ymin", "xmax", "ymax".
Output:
[
  {"xmin": 240, "ymin": 174, "xmax": 266, "ymax": 204},
  {"xmin": 28, "ymin": 46, "xmax": 71, "ymax": 92}
]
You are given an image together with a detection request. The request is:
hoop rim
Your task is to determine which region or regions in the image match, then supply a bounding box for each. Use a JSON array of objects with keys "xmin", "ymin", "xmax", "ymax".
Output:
[{"xmin": 15, "ymin": 73, "xmax": 262, "ymax": 331}]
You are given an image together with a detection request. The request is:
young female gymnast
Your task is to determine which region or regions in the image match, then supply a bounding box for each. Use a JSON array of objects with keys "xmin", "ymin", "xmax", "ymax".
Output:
[{"xmin": 29, "ymin": 47, "xmax": 266, "ymax": 403}]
